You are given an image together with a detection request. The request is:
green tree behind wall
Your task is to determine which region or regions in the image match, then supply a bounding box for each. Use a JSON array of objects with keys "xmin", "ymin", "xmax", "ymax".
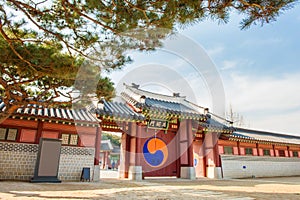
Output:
[{"xmin": 102, "ymin": 132, "xmax": 121, "ymax": 147}]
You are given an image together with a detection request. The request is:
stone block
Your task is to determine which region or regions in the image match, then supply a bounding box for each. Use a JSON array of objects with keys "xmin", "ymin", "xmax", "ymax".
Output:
[
  {"xmin": 206, "ymin": 167, "xmax": 222, "ymax": 179},
  {"xmin": 93, "ymin": 165, "xmax": 100, "ymax": 182},
  {"xmin": 180, "ymin": 167, "xmax": 196, "ymax": 180},
  {"xmin": 128, "ymin": 166, "xmax": 143, "ymax": 181}
]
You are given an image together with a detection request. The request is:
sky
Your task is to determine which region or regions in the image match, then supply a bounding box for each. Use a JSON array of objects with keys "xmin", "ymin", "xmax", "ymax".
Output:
[{"xmin": 108, "ymin": 5, "xmax": 300, "ymax": 136}]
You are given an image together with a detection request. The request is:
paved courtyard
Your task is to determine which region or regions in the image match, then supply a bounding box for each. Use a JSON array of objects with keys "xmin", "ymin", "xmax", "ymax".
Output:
[{"xmin": 1, "ymin": 172, "xmax": 300, "ymax": 200}]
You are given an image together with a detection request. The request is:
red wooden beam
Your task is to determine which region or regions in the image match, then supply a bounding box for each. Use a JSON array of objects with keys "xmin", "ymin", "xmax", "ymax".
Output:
[{"xmin": 94, "ymin": 126, "xmax": 102, "ymax": 165}]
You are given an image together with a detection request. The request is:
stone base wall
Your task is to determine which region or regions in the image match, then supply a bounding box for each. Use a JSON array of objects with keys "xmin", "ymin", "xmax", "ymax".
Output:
[
  {"xmin": 59, "ymin": 146, "xmax": 95, "ymax": 181},
  {"xmin": 221, "ymin": 155, "xmax": 300, "ymax": 179},
  {"xmin": 0, "ymin": 142, "xmax": 95, "ymax": 181},
  {"xmin": 0, "ymin": 142, "xmax": 38, "ymax": 180}
]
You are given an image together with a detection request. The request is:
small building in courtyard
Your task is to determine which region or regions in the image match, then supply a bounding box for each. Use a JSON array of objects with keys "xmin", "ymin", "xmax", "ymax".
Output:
[{"xmin": 100, "ymin": 139, "xmax": 120, "ymax": 170}]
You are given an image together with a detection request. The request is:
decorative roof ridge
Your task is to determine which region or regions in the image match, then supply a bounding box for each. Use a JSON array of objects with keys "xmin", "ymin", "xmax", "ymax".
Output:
[
  {"xmin": 123, "ymin": 83, "xmax": 205, "ymax": 115},
  {"xmin": 146, "ymin": 96, "xmax": 183, "ymax": 105},
  {"xmin": 123, "ymin": 83, "xmax": 186, "ymax": 103},
  {"xmin": 235, "ymin": 127, "xmax": 300, "ymax": 139},
  {"xmin": 229, "ymin": 135, "xmax": 300, "ymax": 145}
]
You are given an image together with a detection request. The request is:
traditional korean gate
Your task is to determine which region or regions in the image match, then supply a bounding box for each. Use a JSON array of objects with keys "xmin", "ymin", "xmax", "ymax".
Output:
[{"xmin": 141, "ymin": 129, "xmax": 178, "ymax": 177}]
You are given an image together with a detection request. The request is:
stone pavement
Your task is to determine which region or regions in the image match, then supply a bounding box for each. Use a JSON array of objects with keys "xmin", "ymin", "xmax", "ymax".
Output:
[
  {"xmin": 0, "ymin": 175, "xmax": 300, "ymax": 200},
  {"xmin": 100, "ymin": 169, "xmax": 119, "ymax": 179}
]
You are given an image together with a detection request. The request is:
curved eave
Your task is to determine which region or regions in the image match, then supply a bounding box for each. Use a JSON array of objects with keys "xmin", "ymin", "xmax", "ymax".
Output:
[
  {"xmin": 10, "ymin": 114, "xmax": 100, "ymax": 127},
  {"xmin": 97, "ymin": 100, "xmax": 145, "ymax": 122},
  {"xmin": 101, "ymin": 124, "xmax": 123, "ymax": 131},
  {"xmin": 97, "ymin": 111, "xmax": 145, "ymax": 122},
  {"xmin": 99, "ymin": 115, "xmax": 145, "ymax": 122},
  {"xmin": 143, "ymin": 107, "xmax": 205, "ymax": 121},
  {"xmin": 229, "ymin": 135, "xmax": 300, "ymax": 146},
  {"xmin": 203, "ymin": 127, "xmax": 233, "ymax": 134},
  {"xmin": 199, "ymin": 122, "xmax": 233, "ymax": 134}
]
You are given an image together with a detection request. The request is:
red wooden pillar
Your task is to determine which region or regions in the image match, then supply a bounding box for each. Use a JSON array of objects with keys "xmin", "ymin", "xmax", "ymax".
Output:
[
  {"xmin": 118, "ymin": 132, "xmax": 126, "ymax": 178},
  {"xmin": 135, "ymin": 123, "xmax": 142, "ymax": 166},
  {"xmin": 124, "ymin": 122, "xmax": 131, "ymax": 178},
  {"xmin": 286, "ymin": 146, "xmax": 290, "ymax": 157},
  {"xmin": 118, "ymin": 122, "xmax": 131, "ymax": 178},
  {"xmin": 203, "ymin": 129, "xmax": 221, "ymax": 178},
  {"xmin": 175, "ymin": 118, "xmax": 181, "ymax": 178},
  {"xmin": 202, "ymin": 132, "xmax": 207, "ymax": 177},
  {"xmin": 94, "ymin": 126, "xmax": 102, "ymax": 165},
  {"xmin": 106, "ymin": 151, "xmax": 111, "ymax": 167},
  {"xmin": 237, "ymin": 141, "xmax": 241, "ymax": 155},
  {"xmin": 204, "ymin": 132, "xmax": 218, "ymax": 166},
  {"xmin": 35, "ymin": 120, "xmax": 43, "ymax": 144},
  {"xmin": 103, "ymin": 151, "xmax": 109, "ymax": 169},
  {"xmin": 256, "ymin": 143, "xmax": 262, "ymax": 156},
  {"xmin": 272, "ymin": 145, "xmax": 276, "ymax": 157},
  {"xmin": 213, "ymin": 132, "xmax": 220, "ymax": 167},
  {"xmin": 176, "ymin": 119, "xmax": 196, "ymax": 179},
  {"xmin": 129, "ymin": 122, "xmax": 137, "ymax": 166},
  {"xmin": 187, "ymin": 119, "xmax": 194, "ymax": 167}
]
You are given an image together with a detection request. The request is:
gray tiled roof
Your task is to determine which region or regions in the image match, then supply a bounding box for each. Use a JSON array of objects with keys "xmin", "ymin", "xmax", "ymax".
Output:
[
  {"xmin": 0, "ymin": 99, "xmax": 99, "ymax": 123},
  {"xmin": 96, "ymin": 100, "xmax": 145, "ymax": 120},
  {"xmin": 121, "ymin": 83, "xmax": 204, "ymax": 119},
  {"xmin": 145, "ymin": 98, "xmax": 199, "ymax": 114},
  {"xmin": 231, "ymin": 128, "xmax": 300, "ymax": 145},
  {"xmin": 100, "ymin": 140, "xmax": 114, "ymax": 151},
  {"xmin": 202, "ymin": 117, "xmax": 233, "ymax": 132},
  {"xmin": 100, "ymin": 143, "xmax": 112, "ymax": 151}
]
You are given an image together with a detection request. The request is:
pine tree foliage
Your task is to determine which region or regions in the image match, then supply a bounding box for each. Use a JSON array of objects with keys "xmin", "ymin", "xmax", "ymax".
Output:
[{"xmin": 0, "ymin": 0, "xmax": 297, "ymax": 120}]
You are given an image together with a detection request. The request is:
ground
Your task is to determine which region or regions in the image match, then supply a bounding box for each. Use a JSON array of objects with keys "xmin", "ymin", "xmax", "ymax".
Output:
[{"xmin": 1, "ymin": 171, "xmax": 300, "ymax": 200}]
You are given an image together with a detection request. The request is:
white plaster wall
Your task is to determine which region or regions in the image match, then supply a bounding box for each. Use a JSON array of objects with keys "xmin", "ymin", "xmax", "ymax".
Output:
[{"xmin": 221, "ymin": 155, "xmax": 300, "ymax": 179}]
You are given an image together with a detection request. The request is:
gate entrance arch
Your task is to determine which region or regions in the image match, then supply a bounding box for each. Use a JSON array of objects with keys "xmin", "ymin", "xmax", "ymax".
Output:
[{"xmin": 96, "ymin": 84, "xmax": 231, "ymax": 180}]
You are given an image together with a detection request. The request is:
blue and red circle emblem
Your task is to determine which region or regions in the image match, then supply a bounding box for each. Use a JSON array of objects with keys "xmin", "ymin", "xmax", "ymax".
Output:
[{"xmin": 143, "ymin": 137, "xmax": 168, "ymax": 168}]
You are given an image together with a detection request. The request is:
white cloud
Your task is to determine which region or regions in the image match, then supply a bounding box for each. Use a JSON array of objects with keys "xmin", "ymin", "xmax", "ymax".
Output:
[
  {"xmin": 206, "ymin": 46, "xmax": 224, "ymax": 57},
  {"xmin": 221, "ymin": 60, "xmax": 238, "ymax": 70},
  {"xmin": 226, "ymin": 73, "xmax": 300, "ymax": 111},
  {"xmin": 224, "ymin": 72, "xmax": 300, "ymax": 135},
  {"xmin": 241, "ymin": 37, "xmax": 284, "ymax": 47},
  {"xmin": 248, "ymin": 110, "xmax": 300, "ymax": 136}
]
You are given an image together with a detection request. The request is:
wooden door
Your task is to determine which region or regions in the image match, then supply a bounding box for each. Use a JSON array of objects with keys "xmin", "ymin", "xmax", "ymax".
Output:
[{"xmin": 141, "ymin": 130, "xmax": 177, "ymax": 177}]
